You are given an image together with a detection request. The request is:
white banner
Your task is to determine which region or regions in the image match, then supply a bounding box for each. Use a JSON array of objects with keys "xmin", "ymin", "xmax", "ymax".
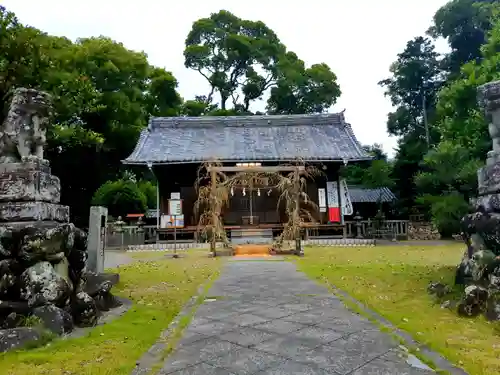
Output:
[
  {"xmin": 326, "ymin": 180, "xmax": 353, "ymax": 216},
  {"xmin": 326, "ymin": 181, "xmax": 339, "ymax": 208},
  {"xmin": 318, "ymin": 188, "xmax": 326, "ymax": 212},
  {"xmin": 340, "ymin": 180, "xmax": 353, "ymax": 216}
]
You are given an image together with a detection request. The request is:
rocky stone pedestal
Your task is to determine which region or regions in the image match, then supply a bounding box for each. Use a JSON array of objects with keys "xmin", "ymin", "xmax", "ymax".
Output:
[
  {"xmin": 444, "ymin": 80, "xmax": 500, "ymax": 320},
  {"xmin": 0, "ymin": 88, "xmax": 121, "ymax": 353},
  {"xmin": 0, "ymin": 161, "xmax": 119, "ymax": 352},
  {"xmin": 0, "ymin": 160, "xmax": 68, "ymax": 223},
  {"xmin": 458, "ymin": 81, "xmax": 500, "ymax": 266}
]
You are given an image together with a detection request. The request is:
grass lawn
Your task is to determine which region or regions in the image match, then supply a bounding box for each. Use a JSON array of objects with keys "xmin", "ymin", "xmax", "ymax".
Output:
[
  {"xmin": 0, "ymin": 250, "xmax": 223, "ymax": 375},
  {"xmin": 295, "ymin": 244, "xmax": 500, "ymax": 375}
]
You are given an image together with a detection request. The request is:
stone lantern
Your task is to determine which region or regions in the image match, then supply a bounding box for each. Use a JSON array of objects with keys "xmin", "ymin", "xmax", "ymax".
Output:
[
  {"xmin": 114, "ymin": 216, "xmax": 125, "ymax": 250},
  {"xmin": 353, "ymin": 212, "xmax": 363, "ymax": 239}
]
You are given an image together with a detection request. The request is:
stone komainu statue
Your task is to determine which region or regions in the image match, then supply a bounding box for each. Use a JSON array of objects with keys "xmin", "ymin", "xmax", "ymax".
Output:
[{"xmin": 0, "ymin": 88, "xmax": 52, "ymax": 163}]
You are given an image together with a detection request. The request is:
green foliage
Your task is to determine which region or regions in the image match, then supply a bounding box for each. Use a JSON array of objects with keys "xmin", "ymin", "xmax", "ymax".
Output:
[
  {"xmin": 19, "ymin": 315, "xmax": 42, "ymax": 328},
  {"xmin": 137, "ymin": 180, "xmax": 157, "ymax": 209},
  {"xmin": 267, "ymin": 58, "xmax": 341, "ymax": 114},
  {"xmin": 378, "ymin": 36, "xmax": 444, "ymax": 218},
  {"xmin": 0, "ymin": 6, "xmax": 182, "ymax": 225},
  {"xmin": 92, "ymin": 179, "xmax": 148, "ymax": 218},
  {"xmin": 342, "ymin": 144, "xmax": 393, "ymax": 193},
  {"xmin": 184, "ymin": 10, "xmax": 341, "ymax": 114},
  {"xmin": 181, "ymin": 95, "xmax": 218, "ymax": 116},
  {"xmin": 418, "ymin": 193, "xmax": 470, "ymax": 237},
  {"xmin": 379, "ymin": 36, "xmax": 443, "ymax": 138},
  {"xmin": 435, "ymin": 12, "xmax": 500, "ymax": 160},
  {"xmin": 184, "ymin": 10, "xmax": 285, "ymax": 111},
  {"xmin": 414, "ymin": 140, "xmax": 481, "ymax": 236},
  {"xmin": 413, "ymin": 11, "xmax": 500, "ymax": 234},
  {"xmin": 429, "ymin": 0, "xmax": 498, "ymax": 74},
  {"xmin": 415, "ymin": 141, "xmax": 482, "ymax": 198},
  {"xmin": 379, "ymin": 1, "xmax": 500, "ymax": 223},
  {"xmin": 362, "ymin": 160, "xmax": 394, "ymax": 190}
]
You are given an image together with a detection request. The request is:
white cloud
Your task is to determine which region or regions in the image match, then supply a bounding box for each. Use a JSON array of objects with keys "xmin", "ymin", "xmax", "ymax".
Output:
[{"xmin": 3, "ymin": 0, "xmax": 451, "ymax": 156}]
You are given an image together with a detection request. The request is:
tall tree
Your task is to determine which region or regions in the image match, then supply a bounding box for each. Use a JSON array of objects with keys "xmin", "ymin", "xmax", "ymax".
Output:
[
  {"xmin": 267, "ymin": 54, "xmax": 341, "ymax": 114},
  {"xmin": 47, "ymin": 37, "xmax": 181, "ymax": 224},
  {"xmin": 429, "ymin": 0, "xmax": 498, "ymax": 75},
  {"xmin": 0, "ymin": 7, "xmax": 182, "ymax": 225},
  {"xmin": 435, "ymin": 11, "xmax": 500, "ymax": 161},
  {"xmin": 379, "ymin": 37, "xmax": 444, "ymax": 140},
  {"xmin": 415, "ymin": 141, "xmax": 481, "ymax": 236},
  {"xmin": 415, "ymin": 11, "xmax": 500, "ymax": 234},
  {"xmin": 390, "ymin": 132, "xmax": 429, "ymax": 218},
  {"xmin": 184, "ymin": 10, "xmax": 341, "ymax": 114},
  {"xmin": 379, "ymin": 37, "xmax": 444, "ymax": 218},
  {"xmin": 184, "ymin": 10, "xmax": 285, "ymax": 111}
]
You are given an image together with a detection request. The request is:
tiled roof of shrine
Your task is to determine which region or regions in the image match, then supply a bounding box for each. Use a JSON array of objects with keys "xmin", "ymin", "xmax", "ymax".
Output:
[
  {"xmin": 123, "ymin": 113, "xmax": 371, "ymax": 165},
  {"xmin": 348, "ymin": 186, "xmax": 396, "ymax": 203}
]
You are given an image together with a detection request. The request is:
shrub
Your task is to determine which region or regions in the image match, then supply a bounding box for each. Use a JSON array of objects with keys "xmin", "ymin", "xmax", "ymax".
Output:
[
  {"xmin": 429, "ymin": 192, "xmax": 470, "ymax": 237},
  {"xmin": 137, "ymin": 180, "xmax": 157, "ymax": 209},
  {"xmin": 92, "ymin": 179, "xmax": 148, "ymax": 218}
]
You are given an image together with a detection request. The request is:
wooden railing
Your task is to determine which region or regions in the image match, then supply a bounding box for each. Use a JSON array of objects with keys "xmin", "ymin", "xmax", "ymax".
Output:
[
  {"xmin": 104, "ymin": 224, "xmax": 156, "ymax": 249},
  {"xmin": 105, "ymin": 220, "xmax": 410, "ymax": 248},
  {"xmin": 345, "ymin": 220, "xmax": 409, "ymax": 239}
]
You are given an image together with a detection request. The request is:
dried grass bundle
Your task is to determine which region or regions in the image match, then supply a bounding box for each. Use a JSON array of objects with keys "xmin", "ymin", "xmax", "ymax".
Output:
[
  {"xmin": 194, "ymin": 159, "xmax": 323, "ymax": 253},
  {"xmin": 273, "ymin": 162, "xmax": 322, "ymax": 250}
]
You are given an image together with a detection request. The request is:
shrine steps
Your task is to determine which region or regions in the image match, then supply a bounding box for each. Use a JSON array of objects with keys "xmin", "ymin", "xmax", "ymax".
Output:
[
  {"xmin": 233, "ymin": 244, "xmax": 272, "ymax": 256},
  {"xmin": 230, "ymin": 228, "xmax": 273, "ymax": 245}
]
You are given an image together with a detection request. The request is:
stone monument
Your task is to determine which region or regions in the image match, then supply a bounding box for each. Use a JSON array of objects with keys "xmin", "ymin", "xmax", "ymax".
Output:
[
  {"xmin": 0, "ymin": 88, "xmax": 120, "ymax": 353},
  {"xmin": 443, "ymin": 80, "xmax": 500, "ymax": 319},
  {"xmin": 87, "ymin": 206, "xmax": 108, "ymax": 274}
]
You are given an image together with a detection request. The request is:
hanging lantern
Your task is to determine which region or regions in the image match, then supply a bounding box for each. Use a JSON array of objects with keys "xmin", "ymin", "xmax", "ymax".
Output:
[
  {"xmin": 257, "ymin": 188, "xmax": 261, "ymax": 197},
  {"xmin": 243, "ymin": 188, "xmax": 246, "ymax": 196},
  {"xmin": 230, "ymin": 187, "xmax": 234, "ymax": 196}
]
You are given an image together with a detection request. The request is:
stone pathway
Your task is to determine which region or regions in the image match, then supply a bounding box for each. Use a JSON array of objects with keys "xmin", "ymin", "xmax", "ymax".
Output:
[
  {"xmin": 104, "ymin": 250, "xmax": 134, "ymax": 269},
  {"xmin": 159, "ymin": 260, "xmax": 433, "ymax": 375}
]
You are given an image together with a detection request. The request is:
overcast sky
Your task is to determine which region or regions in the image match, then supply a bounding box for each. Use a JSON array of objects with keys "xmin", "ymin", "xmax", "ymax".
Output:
[{"xmin": 4, "ymin": 0, "xmax": 451, "ymax": 156}]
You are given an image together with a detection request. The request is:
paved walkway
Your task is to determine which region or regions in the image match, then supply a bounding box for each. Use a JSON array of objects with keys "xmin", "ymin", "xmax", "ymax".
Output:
[{"xmin": 159, "ymin": 260, "xmax": 433, "ymax": 374}]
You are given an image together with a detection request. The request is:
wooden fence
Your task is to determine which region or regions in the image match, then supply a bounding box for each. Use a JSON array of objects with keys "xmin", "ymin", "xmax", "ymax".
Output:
[
  {"xmin": 345, "ymin": 220, "xmax": 409, "ymax": 239},
  {"xmin": 104, "ymin": 225, "xmax": 156, "ymax": 249},
  {"xmin": 105, "ymin": 219, "xmax": 409, "ymax": 248}
]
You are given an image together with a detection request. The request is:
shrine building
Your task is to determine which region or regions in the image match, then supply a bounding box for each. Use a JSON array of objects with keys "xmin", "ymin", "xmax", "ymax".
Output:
[{"xmin": 123, "ymin": 113, "xmax": 372, "ymax": 240}]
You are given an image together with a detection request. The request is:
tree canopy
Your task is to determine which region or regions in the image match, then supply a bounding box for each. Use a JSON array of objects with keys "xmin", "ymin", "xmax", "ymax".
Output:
[
  {"xmin": 0, "ymin": 6, "xmax": 345, "ymax": 225},
  {"xmin": 0, "ymin": 5, "xmax": 181, "ymax": 225},
  {"xmin": 378, "ymin": 0, "xmax": 500, "ymax": 233},
  {"xmin": 4, "ymin": 1, "xmax": 500, "ymax": 235},
  {"xmin": 184, "ymin": 10, "xmax": 341, "ymax": 114}
]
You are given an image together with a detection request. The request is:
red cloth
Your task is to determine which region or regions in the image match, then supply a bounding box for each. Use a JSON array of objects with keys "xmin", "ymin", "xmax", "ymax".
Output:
[{"xmin": 328, "ymin": 207, "xmax": 341, "ymax": 223}]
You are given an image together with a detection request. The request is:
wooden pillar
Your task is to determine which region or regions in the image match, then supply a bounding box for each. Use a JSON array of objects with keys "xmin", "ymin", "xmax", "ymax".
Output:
[
  {"xmin": 336, "ymin": 165, "xmax": 347, "ymax": 238},
  {"xmin": 210, "ymin": 167, "xmax": 217, "ymax": 255},
  {"xmin": 294, "ymin": 166, "xmax": 301, "ymax": 254},
  {"xmin": 293, "ymin": 167, "xmax": 300, "ymax": 233},
  {"xmin": 319, "ymin": 170, "xmax": 328, "ymax": 225}
]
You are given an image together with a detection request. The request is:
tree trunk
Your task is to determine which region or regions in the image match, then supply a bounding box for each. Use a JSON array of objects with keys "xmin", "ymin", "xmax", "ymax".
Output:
[
  {"xmin": 210, "ymin": 167, "xmax": 217, "ymax": 257},
  {"xmin": 220, "ymin": 93, "xmax": 228, "ymax": 110}
]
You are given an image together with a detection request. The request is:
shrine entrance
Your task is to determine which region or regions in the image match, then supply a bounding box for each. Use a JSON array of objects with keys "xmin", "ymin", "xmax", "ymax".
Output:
[
  {"xmin": 206, "ymin": 164, "xmax": 305, "ymax": 256},
  {"xmin": 225, "ymin": 185, "xmax": 282, "ymax": 226}
]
